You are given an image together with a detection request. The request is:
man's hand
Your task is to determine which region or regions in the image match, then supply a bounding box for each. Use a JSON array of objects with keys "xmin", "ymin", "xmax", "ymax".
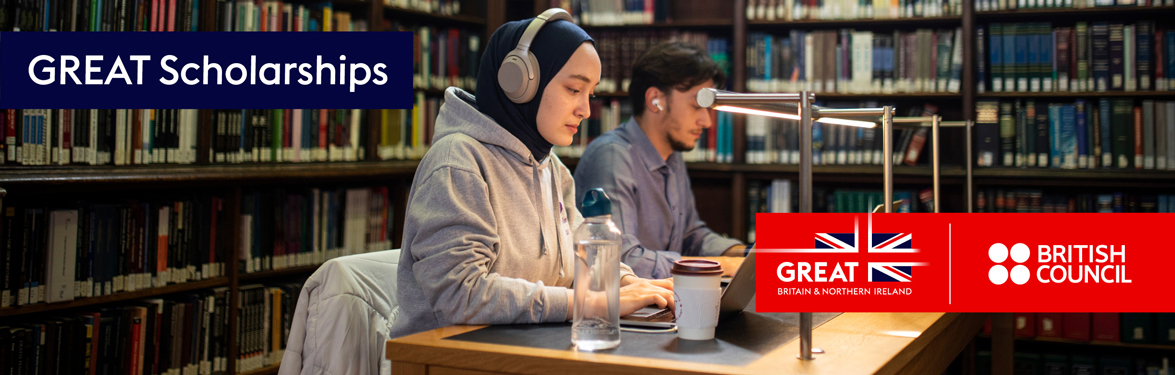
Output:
[{"xmin": 722, "ymin": 244, "xmax": 747, "ymax": 257}]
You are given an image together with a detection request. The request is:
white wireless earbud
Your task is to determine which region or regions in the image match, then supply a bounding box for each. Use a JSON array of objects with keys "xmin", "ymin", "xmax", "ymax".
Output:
[{"xmin": 652, "ymin": 99, "xmax": 663, "ymax": 112}]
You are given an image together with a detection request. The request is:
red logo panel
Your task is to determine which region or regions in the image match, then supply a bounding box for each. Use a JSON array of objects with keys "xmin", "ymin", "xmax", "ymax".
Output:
[{"xmin": 754, "ymin": 213, "xmax": 1175, "ymax": 312}]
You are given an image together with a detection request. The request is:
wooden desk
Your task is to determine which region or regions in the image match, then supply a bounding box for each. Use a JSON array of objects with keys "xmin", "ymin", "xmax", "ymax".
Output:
[{"xmin": 386, "ymin": 312, "xmax": 987, "ymax": 375}]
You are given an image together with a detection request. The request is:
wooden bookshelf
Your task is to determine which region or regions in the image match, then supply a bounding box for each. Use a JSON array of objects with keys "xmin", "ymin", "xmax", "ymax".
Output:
[
  {"xmin": 978, "ymin": 91, "xmax": 1175, "ymax": 98},
  {"xmin": 740, "ymin": 164, "xmax": 969, "ymax": 176},
  {"xmin": 579, "ymin": 18, "xmax": 734, "ymax": 29},
  {"xmin": 0, "ymin": 277, "xmax": 229, "ymax": 319},
  {"xmin": 0, "ymin": 161, "xmax": 421, "ymax": 188},
  {"xmin": 241, "ymin": 265, "xmax": 324, "ymax": 282},
  {"xmin": 974, "ymin": 5, "xmax": 1175, "ymax": 19},
  {"xmin": 382, "ymin": 5, "xmax": 487, "ymax": 26},
  {"xmin": 977, "ymin": 334, "xmax": 1175, "ymax": 351},
  {"xmin": 975, "ymin": 168, "xmax": 1175, "ymax": 181},
  {"xmin": 237, "ymin": 364, "xmax": 281, "ymax": 375},
  {"xmin": 815, "ymin": 92, "xmax": 965, "ymax": 99},
  {"xmin": 749, "ymin": 15, "xmax": 963, "ymax": 27},
  {"xmin": 4, "ymin": 1, "xmax": 1172, "ymax": 374}
]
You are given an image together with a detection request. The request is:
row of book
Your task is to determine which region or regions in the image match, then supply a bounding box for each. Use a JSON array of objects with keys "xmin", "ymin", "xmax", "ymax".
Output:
[
  {"xmin": 974, "ymin": 189, "xmax": 1175, "ymax": 212},
  {"xmin": 977, "ymin": 352, "xmax": 1173, "ymax": 375},
  {"xmin": 0, "ymin": 0, "xmax": 201, "ymax": 32},
  {"xmin": 0, "ymin": 108, "xmax": 372, "ymax": 166},
  {"xmin": 986, "ymin": 313, "xmax": 1175, "ymax": 344},
  {"xmin": 746, "ymin": 28, "xmax": 964, "ymax": 94},
  {"xmin": 0, "ymin": 185, "xmax": 393, "ymax": 309},
  {"xmin": 550, "ymin": 98, "xmax": 739, "ymax": 163},
  {"xmin": 746, "ymin": 0, "xmax": 964, "ymax": 21},
  {"xmin": 212, "ymin": 109, "xmax": 368, "ymax": 164},
  {"xmin": 236, "ymin": 283, "xmax": 300, "ymax": 373},
  {"xmin": 1, "ymin": 109, "xmax": 197, "ymax": 166},
  {"xmin": 745, "ymin": 180, "xmax": 935, "ymax": 241},
  {"xmin": 1, "ymin": 198, "xmax": 230, "ymax": 309},
  {"xmin": 216, "ymin": 0, "xmax": 368, "ymax": 33},
  {"xmin": 975, "ymin": 99, "xmax": 1175, "ymax": 170},
  {"xmin": 385, "ymin": 0, "xmax": 463, "ymax": 16},
  {"xmin": 0, "ymin": 282, "xmax": 301, "ymax": 375},
  {"xmin": 553, "ymin": 0, "xmax": 674, "ymax": 25},
  {"xmin": 975, "ymin": 0, "xmax": 1174, "ymax": 12},
  {"xmin": 746, "ymin": 102, "xmax": 940, "ymax": 166},
  {"xmin": 553, "ymin": 98, "xmax": 625, "ymax": 159},
  {"xmin": 0, "ymin": 292, "xmax": 232, "ymax": 375},
  {"xmin": 238, "ymin": 187, "xmax": 396, "ymax": 274},
  {"xmin": 590, "ymin": 31, "xmax": 731, "ymax": 95},
  {"xmin": 377, "ymin": 93, "xmax": 437, "ymax": 160},
  {"xmin": 977, "ymin": 22, "xmax": 1175, "ymax": 94},
  {"xmin": 409, "ymin": 25, "xmax": 481, "ymax": 92}
]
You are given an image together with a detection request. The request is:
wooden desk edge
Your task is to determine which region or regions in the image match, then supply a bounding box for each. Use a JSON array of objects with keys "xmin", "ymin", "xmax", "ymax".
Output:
[{"xmin": 386, "ymin": 313, "xmax": 988, "ymax": 375}]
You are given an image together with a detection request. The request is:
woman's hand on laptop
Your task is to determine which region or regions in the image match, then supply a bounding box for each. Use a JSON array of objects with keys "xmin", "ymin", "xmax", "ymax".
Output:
[
  {"xmin": 565, "ymin": 277, "xmax": 676, "ymax": 320},
  {"xmin": 621, "ymin": 274, "xmax": 673, "ymax": 289},
  {"xmin": 618, "ymin": 279, "xmax": 676, "ymax": 316}
]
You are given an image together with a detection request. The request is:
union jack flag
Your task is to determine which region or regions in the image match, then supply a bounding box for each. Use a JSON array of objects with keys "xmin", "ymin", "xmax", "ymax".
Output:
[
  {"xmin": 870, "ymin": 233, "xmax": 913, "ymax": 252},
  {"xmin": 815, "ymin": 233, "xmax": 856, "ymax": 251},
  {"xmin": 869, "ymin": 263, "xmax": 914, "ymax": 282}
]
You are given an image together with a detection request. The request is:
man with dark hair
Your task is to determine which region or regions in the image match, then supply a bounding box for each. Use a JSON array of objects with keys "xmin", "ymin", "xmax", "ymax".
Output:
[{"xmin": 574, "ymin": 41, "xmax": 745, "ymax": 280}]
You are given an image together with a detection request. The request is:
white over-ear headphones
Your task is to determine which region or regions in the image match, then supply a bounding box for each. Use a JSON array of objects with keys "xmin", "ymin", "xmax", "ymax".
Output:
[
  {"xmin": 652, "ymin": 98, "xmax": 663, "ymax": 112},
  {"xmin": 497, "ymin": 8, "xmax": 573, "ymax": 104}
]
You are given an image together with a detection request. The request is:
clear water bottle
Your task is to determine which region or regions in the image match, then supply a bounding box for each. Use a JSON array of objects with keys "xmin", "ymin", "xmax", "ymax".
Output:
[{"xmin": 571, "ymin": 188, "xmax": 622, "ymax": 351}]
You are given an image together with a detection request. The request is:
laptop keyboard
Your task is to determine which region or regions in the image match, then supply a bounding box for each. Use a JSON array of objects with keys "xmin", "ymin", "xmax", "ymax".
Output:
[{"xmin": 646, "ymin": 308, "xmax": 673, "ymax": 321}]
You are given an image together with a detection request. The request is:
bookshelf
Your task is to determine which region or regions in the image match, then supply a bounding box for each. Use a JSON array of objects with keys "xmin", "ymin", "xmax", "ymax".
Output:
[
  {"xmin": 547, "ymin": 1, "xmax": 1175, "ymax": 371},
  {"xmin": 0, "ymin": 0, "xmax": 1170, "ymax": 374},
  {"xmin": 0, "ymin": 2, "xmax": 501, "ymax": 375}
]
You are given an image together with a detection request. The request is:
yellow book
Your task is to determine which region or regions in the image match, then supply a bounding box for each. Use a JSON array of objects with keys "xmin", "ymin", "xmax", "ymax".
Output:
[{"xmin": 322, "ymin": 5, "xmax": 332, "ymax": 32}]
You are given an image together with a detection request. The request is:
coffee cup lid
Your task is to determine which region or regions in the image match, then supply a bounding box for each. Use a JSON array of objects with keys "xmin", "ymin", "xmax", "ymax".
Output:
[{"xmin": 671, "ymin": 259, "xmax": 723, "ymax": 276}]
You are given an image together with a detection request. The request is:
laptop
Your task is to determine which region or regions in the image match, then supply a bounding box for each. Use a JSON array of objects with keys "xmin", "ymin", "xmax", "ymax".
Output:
[{"xmin": 619, "ymin": 251, "xmax": 757, "ymax": 328}]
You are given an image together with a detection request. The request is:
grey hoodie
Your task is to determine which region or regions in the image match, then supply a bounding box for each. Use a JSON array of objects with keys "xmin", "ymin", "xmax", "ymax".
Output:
[{"xmin": 390, "ymin": 87, "xmax": 634, "ymax": 339}]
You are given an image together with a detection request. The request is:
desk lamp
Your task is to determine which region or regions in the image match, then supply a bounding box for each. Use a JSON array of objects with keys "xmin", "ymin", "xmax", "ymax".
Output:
[{"xmin": 696, "ymin": 88, "xmax": 892, "ymax": 360}]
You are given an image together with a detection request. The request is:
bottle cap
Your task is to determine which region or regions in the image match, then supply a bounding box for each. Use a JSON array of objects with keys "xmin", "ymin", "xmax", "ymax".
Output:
[{"xmin": 580, "ymin": 188, "xmax": 612, "ymax": 217}]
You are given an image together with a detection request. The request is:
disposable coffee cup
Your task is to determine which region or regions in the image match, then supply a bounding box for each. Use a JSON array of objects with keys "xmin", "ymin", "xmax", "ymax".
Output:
[{"xmin": 671, "ymin": 259, "xmax": 723, "ymax": 340}]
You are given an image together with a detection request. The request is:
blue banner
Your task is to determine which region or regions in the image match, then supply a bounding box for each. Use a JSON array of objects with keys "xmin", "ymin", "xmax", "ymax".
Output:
[{"xmin": 0, "ymin": 32, "xmax": 414, "ymax": 109}]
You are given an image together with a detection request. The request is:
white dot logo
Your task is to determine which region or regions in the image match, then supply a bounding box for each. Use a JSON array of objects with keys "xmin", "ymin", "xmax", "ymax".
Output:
[{"xmin": 990, "ymin": 243, "xmax": 1030, "ymax": 285}]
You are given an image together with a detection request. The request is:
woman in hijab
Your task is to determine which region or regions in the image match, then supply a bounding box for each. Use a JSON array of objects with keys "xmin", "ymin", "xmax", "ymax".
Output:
[{"xmin": 389, "ymin": 11, "xmax": 675, "ymax": 339}]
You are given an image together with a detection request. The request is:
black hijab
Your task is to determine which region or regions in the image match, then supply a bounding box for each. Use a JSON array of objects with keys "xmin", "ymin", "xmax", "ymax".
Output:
[{"xmin": 475, "ymin": 16, "xmax": 593, "ymax": 161}]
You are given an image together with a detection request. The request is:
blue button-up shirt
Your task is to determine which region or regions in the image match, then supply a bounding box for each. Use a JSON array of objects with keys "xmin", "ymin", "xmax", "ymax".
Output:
[{"xmin": 574, "ymin": 118, "xmax": 743, "ymax": 279}]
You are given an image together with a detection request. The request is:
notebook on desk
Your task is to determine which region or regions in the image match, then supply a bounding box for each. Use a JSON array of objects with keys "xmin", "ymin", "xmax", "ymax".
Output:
[{"xmin": 619, "ymin": 251, "xmax": 757, "ymax": 328}]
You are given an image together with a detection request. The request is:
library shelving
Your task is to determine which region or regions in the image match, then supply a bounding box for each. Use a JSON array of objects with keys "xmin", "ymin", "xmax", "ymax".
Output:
[{"xmin": 0, "ymin": 2, "xmax": 502, "ymax": 375}]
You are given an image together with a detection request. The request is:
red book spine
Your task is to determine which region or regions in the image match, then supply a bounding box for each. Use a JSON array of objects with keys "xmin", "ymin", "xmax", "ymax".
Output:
[
  {"xmin": 90, "ymin": 312, "xmax": 101, "ymax": 375},
  {"xmin": 1036, "ymin": 313, "xmax": 1064, "ymax": 338},
  {"xmin": 167, "ymin": 0, "xmax": 177, "ymax": 32},
  {"xmin": 1014, "ymin": 313, "xmax": 1036, "ymax": 338},
  {"xmin": 318, "ymin": 109, "xmax": 328, "ymax": 151},
  {"xmin": 1157, "ymin": 31, "xmax": 1165, "ymax": 89},
  {"xmin": 130, "ymin": 311, "xmax": 143, "ymax": 374},
  {"xmin": 1134, "ymin": 106, "xmax": 1143, "ymax": 169},
  {"xmin": 1063, "ymin": 313, "xmax": 1091, "ymax": 341},
  {"xmin": 449, "ymin": 29, "xmax": 459, "ymax": 83},
  {"xmin": 151, "ymin": 0, "xmax": 159, "ymax": 32},
  {"xmin": 1092, "ymin": 313, "xmax": 1121, "ymax": 341}
]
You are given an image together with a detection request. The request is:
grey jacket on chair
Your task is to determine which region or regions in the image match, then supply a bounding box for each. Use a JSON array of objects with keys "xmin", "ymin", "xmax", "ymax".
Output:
[{"xmin": 279, "ymin": 249, "xmax": 401, "ymax": 375}]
